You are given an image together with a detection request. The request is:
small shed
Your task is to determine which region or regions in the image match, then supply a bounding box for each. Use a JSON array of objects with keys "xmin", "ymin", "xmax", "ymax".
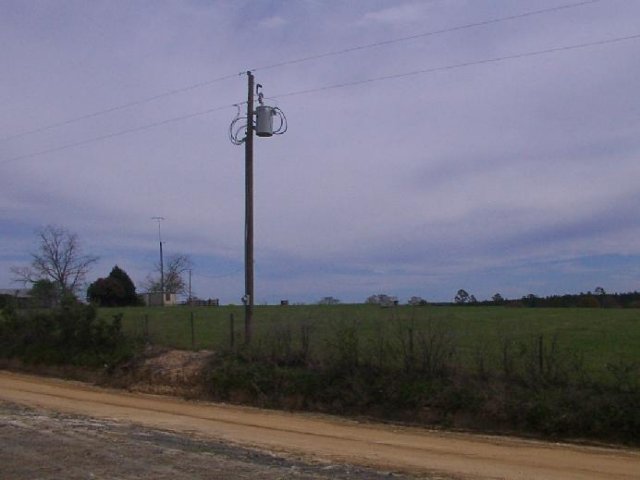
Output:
[{"xmin": 143, "ymin": 292, "xmax": 178, "ymax": 307}]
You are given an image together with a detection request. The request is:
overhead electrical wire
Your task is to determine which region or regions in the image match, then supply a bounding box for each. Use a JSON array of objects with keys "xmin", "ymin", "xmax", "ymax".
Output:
[
  {"xmin": 197, "ymin": 267, "xmax": 244, "ymax": 279},
  {"xmin": 269, "ymin": 33, "xmax": 640, "ymax": 101},
  {"xmin": 1, "ymin": 0, "xmax": 601, "ymax": 143},
  {"xmin": 249, "ymin": 0, "xmax": 602, "ymax": 73},
  {"xmin": 3, "ymin": 31, "xmax": 639, "ymax": 166},
  {"xmin": 1, "ymin": 104, "xmax": 234, "ymax": 165},
  {"xmin": 0, "ymin": 72, "xmax": 239, "ymax": 143}
]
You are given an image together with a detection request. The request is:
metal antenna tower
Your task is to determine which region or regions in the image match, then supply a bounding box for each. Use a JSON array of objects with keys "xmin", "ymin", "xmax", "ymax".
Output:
[{"xmin": 151, "ymin": 216, "xmax": 165, "ymax": 296}]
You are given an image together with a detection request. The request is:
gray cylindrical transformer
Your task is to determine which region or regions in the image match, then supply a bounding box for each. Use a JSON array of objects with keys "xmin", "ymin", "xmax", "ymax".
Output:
[{"xmin": 256, "ymin": 105, "xmax": 274, "ymax": 137}]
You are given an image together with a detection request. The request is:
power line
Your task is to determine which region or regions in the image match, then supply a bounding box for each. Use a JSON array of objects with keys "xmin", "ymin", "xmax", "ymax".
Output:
[
  {"xmin": 270, "ymin": 33, "xmax": 640, "ymax": 100},
  {"xmin": 1, "ymin": 104, "xmax": 234, "ymax": 165},
  {"xmin": 250, "ymin": 0, "xmax": 602, "ymax": 73},
  {"xmin": 0, "ymin": 73, "xmax": 240, "ymax": 143},
  {"xmin": 197, "ymin": 267, "xmax": 244, "ymax": 279},
  {"xmin": 3, "ymin": 31, "xmax": 638, "ymax": 165},
  {"xmin": 1, "ymin": 0, "xmax": 601, "ymax": 143}
]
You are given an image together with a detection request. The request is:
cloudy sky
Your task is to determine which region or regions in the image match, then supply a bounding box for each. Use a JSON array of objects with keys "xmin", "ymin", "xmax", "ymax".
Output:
[{"xmin": 2, "ymin": 0, "xmax": 639, "ymax": 304}]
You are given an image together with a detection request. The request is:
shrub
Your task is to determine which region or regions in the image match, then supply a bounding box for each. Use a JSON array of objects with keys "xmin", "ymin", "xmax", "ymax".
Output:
[
  {"xmin": 202, "ymin": 318, "xmax": 640, "ymax": 445},
  {"xmin": 0, "ymin": 303, "xmax": 135, "ymax": 367}
]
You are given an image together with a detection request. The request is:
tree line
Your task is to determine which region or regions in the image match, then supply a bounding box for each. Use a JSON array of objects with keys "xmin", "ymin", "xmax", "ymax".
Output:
[
  {"xmin": 6, "ymin": 225, "xmax": 191, "ymax": 308},
  {"xmin": 5, "ymin": 225, "xmax": 640, "ymax": 309},
  {"xmin": 448, "ymin": 288, "xmax": 640, "ymax": 308}
]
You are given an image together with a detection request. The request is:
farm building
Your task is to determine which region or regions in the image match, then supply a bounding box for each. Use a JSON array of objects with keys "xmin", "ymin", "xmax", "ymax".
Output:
[{"xmin": 142, "ymin": 291, "xmax": 178, "ymax": 307}]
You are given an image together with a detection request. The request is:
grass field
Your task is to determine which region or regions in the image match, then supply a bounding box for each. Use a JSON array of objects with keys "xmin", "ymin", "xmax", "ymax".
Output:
[{"xmin": 99, "ymin": 304, "xmax": 640, "ymax": 377}]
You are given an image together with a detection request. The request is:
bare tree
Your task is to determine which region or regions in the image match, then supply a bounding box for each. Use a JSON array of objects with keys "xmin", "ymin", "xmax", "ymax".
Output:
[
  {"xmin": 11, "ymin": 225, "xmax": 98, "ymax": 298},
  {"xmin": 145, "ymin": 254, "xmax": 192, "ymax": 294}
]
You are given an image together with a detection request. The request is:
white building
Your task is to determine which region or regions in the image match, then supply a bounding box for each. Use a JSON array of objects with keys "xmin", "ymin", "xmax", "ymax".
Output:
[{"xmin": 142, "ymin": 292, "xmax": 177, "ymax": 307}]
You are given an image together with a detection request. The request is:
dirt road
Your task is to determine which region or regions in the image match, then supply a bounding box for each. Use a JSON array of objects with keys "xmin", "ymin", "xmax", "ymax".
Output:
[{"xmin": 1, "ymin": 371, "xmax": 638, "ymax": 479}]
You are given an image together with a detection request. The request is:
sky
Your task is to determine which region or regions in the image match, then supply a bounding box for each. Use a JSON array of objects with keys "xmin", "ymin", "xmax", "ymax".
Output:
[{"xmin": 2, "ymin": 0, "xmax": 640, "ymax": 305}]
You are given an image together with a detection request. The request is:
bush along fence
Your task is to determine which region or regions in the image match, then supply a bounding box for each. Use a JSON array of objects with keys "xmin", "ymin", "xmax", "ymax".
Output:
[
  {"xmin": 204, "ymin": 318, "xmax": 640, "ymax": 445},
  {"xmin": 119, "ymin": 310, "xmax": 243, "ymax": 351},
  {"xmin": 2, "ymin": 305, "xmax": 639, "ymax": 445},
  {"xmin": 0, "ymin": 301, "xmax": 135, "ymax": 369}
]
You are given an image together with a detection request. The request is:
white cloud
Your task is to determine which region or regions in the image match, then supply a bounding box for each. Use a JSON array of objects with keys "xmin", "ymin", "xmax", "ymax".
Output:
[
  {"xmin": 358, "ymin": 3, "xmax": 432, "ymax": 26},
  {"xmin": 2, "ymin": 0, "xmax": 640, "ymax": 302},
  {"xmin": 259, "ymin": 15, "xmax": 287, "ymax": 29}
]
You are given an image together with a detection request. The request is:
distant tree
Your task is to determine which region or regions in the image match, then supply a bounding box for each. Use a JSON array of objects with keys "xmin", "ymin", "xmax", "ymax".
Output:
[
  {"xmin": 492, "ymin": 293, "xmax": 505, "ymax": 305},
  {"xmin": 11, "ymin": 225, "xmax": 98, "ymax": 302},
  {"xmin": 318, "ymin": 296, "xmax": 340, "ymax": 305},
  {"xmin": 521, "ymin": 293, "xmax": 539, "ymax": 307},
  {"xmin": 365, "ymin": 294, "xmax": 398, "ymax": 306},
  {"xmin": 108, "ymin": 266, "xmax": 138, "ymax": 305},
  {"xmin": 145, "ymin": 254, "xmax": 192, "ymax": 295},
  {"xmin": 365, "ymin": 295, "xmax": 379, "ymax": 304},
  {"xmin": 87, "ymin": 277, "xmax": 124, "ymax": 307},
  {"xmin": 578, "ymin": 295, "xmax": 600, "ymax": 308},
  {"xmin": 469, "ymin": 295, "xmax": 478, "ymax": 304},
  {"xmin": 408, "ymin": 296, "xmax": 428, "ymax": 306},
  {"xmin": 87, "ymin": 266, "xmax": 140, "ymax": 307},
  {"xmin": 454, "ymin": 289, "xmax": 470, "ymax": 304}
]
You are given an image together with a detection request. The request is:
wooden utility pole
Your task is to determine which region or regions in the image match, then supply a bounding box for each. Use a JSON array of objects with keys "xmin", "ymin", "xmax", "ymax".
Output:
[{"xmin": 244, "ymin": 71, "xmax": 255, "ymax": 344}]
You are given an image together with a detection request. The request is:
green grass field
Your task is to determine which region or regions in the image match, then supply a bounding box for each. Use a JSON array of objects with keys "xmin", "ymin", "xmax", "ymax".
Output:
[{"xmin": 99, "ymin": 304, "xmax": 640, "ymax": 377}]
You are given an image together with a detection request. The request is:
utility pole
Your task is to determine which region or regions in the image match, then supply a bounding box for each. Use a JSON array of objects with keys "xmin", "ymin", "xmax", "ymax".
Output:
[
  {"xmin": 188, "ymin": 268, "xmax": 192, "ymax": 305},
  {"xmin": 244, "ymin": 71, "xmax": 255, "ymax": 344},
  {"xmin": 228, "ymin": 72, "xmax": 286, "ymax": 345},
  {"xmin": 151, "ymin": 216, "xmax": 165, "ymax": 299}
]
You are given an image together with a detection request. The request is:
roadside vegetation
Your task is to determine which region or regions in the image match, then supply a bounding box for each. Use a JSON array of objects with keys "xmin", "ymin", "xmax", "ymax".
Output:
[
  {"xmin": 102, "ymin": 304, "xmax": 639, "ymax": 374},
  {"xmin": 0, "ymin": 299, "xmax": 136, "ymax": 369},
  {"xmin": 91, "ymin": 303, "xmax": 640, "ymax": 445},
  {"xmin": 197, "ymin": 305, "xmax": 640, "ymax": 445},
  {"xmin": 2, "ymin": 301, "xmax": 639, "ymax": 445}
]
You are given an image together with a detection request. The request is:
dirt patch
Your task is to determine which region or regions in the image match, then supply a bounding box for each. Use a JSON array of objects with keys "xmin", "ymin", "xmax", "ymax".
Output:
[
  {"xmin": 119, "ymin": 347, "xmax": 214, "ymax": 396},
  {"xmin": 0, "ymin": 401, "xmax": 422, "ymax": 480}
]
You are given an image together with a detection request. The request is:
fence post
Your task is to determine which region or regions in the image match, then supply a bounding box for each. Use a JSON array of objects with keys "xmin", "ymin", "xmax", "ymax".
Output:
[
  {"xmin": 538, "ymin": 334, "xmax": 544, "ymax": 375},
  {"xmin": 408, "ymin": 326, "xmax": 414, "ymax": 372},
  {"xmin": 229, "ymin": 313, "xmax": 235, "ymax": 350},
  {"xmin": 190, "ymin": 311, "xmax": 195, "ymax": 349}
]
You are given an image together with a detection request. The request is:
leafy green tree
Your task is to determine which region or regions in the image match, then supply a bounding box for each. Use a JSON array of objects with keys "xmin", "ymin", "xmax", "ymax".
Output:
[
  {"xmin": 87, "ymin": 266, "xmax": 140, "ymax": 307},
  {"xmin": 30, "ymin": 279, "xmax": 59, "ymax": 308},
  {"xmin": 454, "ymin": 289, "xmax": 470, "ymax": 304},
  {"xmin": 108, "ymin": 266, "xmax": 138, "ymax": 305},
  {"xmin": 578, "ymin": 295, "xmax": 600, "ymax": 308},
  {"xmin": 492, "ymin": 293, "xmax": 505, "ymax": 305}
]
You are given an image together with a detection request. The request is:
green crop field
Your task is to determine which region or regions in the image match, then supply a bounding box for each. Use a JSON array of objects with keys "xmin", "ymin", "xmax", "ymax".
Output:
[{"xmin": 99, "ymin": 304, "xmax": 640, "ymax": 377}]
